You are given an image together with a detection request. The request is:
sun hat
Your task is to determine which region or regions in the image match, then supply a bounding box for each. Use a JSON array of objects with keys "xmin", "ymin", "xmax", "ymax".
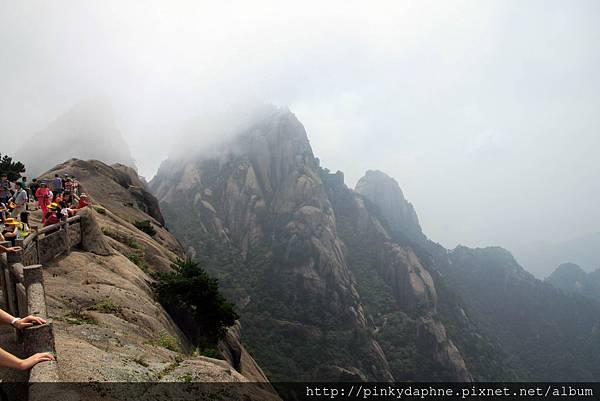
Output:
[
  {"xmin": 4, "ymin": 218, "xmax": 20, "ymax": 226},
  {"xmin": 47, "ymin": 203, "xmax": 59, "ymax": 210}
]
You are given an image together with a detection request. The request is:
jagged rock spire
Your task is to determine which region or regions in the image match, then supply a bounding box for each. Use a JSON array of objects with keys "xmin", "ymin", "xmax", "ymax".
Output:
[{"xmin": 355, "ymin": 170, "xmax": 424, "ymax": 242}]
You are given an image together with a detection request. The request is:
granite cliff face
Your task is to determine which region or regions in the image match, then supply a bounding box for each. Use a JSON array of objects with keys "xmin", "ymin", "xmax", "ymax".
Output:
[
  {"xmin": 355, "ymin": 170, "xmax": 424, "ymax": 243},
  {"xmin": 152, "ymin": 108, "xmax": 394, "ymax": 380},
  {"xmin": 324, "ymin": 169, "xmax": 471, "ymax": 381},
  {"xmin": 353, "ymin": 171, "xmax": 600, "ymax": 381},
  {"xmin": 151, "ymin": 107, "xmax": 472, "ymax": 381}
]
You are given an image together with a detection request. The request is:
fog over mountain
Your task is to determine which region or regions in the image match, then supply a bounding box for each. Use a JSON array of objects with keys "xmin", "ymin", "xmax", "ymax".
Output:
[
  {"xmin": 14, "ymin": 97, "xmax": 135, "ymax": 177},
  {"xmin": 1, "ymin": 0, "xmax": 599, "ymax": 264}
]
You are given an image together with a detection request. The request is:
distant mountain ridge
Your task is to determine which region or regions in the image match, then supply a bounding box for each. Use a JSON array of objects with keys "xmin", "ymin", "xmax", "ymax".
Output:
[
  {"xmin": 514, "ymin": 232, "xmax": 600, "ymax": 278},
  {"xmin": 440, "ymin": 247, "xmax": 600, "ymax": 380}
]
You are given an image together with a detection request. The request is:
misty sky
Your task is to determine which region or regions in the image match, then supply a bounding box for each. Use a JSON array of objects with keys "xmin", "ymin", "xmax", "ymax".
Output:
[{"xmin": 1, "ymin": 0, "xmax": 599, "ymax": 259}]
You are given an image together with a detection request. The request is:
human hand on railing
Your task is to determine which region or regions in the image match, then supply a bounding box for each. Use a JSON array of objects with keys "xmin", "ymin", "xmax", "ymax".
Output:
[
  {"xmin": 13, "ymin": 315, "xmax": 47, "ymax": 329},
  {"xmin": 0, "ymin": 245, "xmax": 21, "ymax": 254},
  {"xmin": 18, "ymin": 352, "xmax": 55, "ymax": 370}
]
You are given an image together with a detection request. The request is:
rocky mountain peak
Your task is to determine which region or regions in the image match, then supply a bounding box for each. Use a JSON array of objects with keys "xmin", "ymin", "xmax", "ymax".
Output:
[
  {"xmin": 151, "ymin": 110, "xmax": 474, "ymax": 381},
  {"xmin": 545, "ymin": 262, "xmax": 589, "ymax": 294},
  {"xmin": 355, "ymin": 169, "xmax": 424, "ymax": 242},
  {"xmin": 152, "ymin": 105, "xmax": 316, "ymax": 204},
  {"xmin": 552, "ymin": 262, "xmax": 587, "ymax": 277}
]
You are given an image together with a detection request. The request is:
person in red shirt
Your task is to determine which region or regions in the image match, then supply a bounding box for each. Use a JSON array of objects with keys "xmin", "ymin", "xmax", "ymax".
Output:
[
  {"xmin": 43, "ymin": 203, "xmax": 60, "ymax": 226},
  {"xmin": 35, "ymin": 182, "xmax": 52, "ymax": 223},
  {"xmin": 76, "ymin": 193, "xmax": 90, "ymax": 209}
]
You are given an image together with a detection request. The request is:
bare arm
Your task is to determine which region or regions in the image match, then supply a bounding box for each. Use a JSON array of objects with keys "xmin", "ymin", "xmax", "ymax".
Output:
[
  {"xmin": 0, "ymin": 346, "xmax": 26, "ymax": 370},
  {"xmin": 0, "ymin": 308, "xmax": 46, "ymax": 328},
  {"xmin": 0, "ymin": 244, "xmax": 21, "ymax": 254},
  {"xmin": 0, "ymin": 308, "xmax": 15, "ymax": 326},
  {"xmin": 0, "ymin": 309, "xmax": 53, "ymax": 370},
  {"xmin": 0, "ymin": 346, "xmax": 54, "ymax": 370}
]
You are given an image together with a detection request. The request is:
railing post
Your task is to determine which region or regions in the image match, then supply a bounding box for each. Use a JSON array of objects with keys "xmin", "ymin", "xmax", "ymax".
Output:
[
  {"xmin": 23, "ymin": 320, "xmax": 56, "ymax": 355},
  {"xmin": 24, "ymin": 265, "xmax": 47, "ymax": 319},
  {"xmin": 23, "ymin": 320, "xmax": 59, "ymax": 382},
  {"xmin": 15, "ymin": 282, "xmax": 26, "ymax": 343},
  {"xmin": 3, "ymin": 246, "xmax": 23, "ymax": 342},
  {"xmin": 16, "ymin": 283, "xmax": 27, "ymax": 318},
  {"xmin": 78, "ymin": 218, "xmax": 84, "ymax": 246},
  {"xmin": 14, "ymin": 238, "xmax": 25, "ymax": 265},
  {"xmin": 0, "ymin": 263, "xmax": 7, "ymax": 309},
  {"xmin": 6, "ymin": 249, "xmax": 23, "ymax": 310},
  {"xmin": 6, "ymin": 247, "xmax": 23, "ymax": 265},
  {"xmin": 63, "ymin": 219, "xmax": 70, "ymax": 255},
  {"xmin": 3, "ymin": 266, "xmax": 19, "ymax": 339},
  {"xmin": 32, "ymin": 225, "xmax": 41, "ymax": 265},
  {"xmin": 0, "ymin": 246, "xmax": 8, "ymax": 308},
  {"xmin": 23, "ymin": 264, "xmax": 43, "ymax": 287}
]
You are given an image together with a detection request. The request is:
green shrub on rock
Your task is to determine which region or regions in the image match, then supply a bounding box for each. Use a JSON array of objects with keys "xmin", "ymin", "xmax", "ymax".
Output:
[
  {"xmin": 134, "ymin": 220, "xmax": 156, "ymax": 236},
  {"xmin": 153, "ymin": 258, "xmax": 238, "ymax": 346}
]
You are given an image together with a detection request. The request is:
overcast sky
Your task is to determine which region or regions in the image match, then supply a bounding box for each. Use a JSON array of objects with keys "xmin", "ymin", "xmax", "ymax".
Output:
[{"xmin": 1, "ymin": 0, "xmax": 598, "ymax": 257}]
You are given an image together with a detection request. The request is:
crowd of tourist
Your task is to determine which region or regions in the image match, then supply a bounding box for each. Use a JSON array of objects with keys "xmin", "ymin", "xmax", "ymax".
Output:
[{"xmin": 0, "ymin": 172, "xmax": 90, "ymax": 248}]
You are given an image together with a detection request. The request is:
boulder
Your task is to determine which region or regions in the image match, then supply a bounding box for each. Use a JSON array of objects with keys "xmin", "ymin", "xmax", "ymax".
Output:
[{"xmin": 78, "ymin": 208, "xmax": 111, "ymax": 256}]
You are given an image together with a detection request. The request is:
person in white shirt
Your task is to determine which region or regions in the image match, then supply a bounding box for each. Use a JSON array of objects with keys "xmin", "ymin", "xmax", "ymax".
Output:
[{"xmin": 11, "ymin": 182, "xmax": 28, "ymax": 217}]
